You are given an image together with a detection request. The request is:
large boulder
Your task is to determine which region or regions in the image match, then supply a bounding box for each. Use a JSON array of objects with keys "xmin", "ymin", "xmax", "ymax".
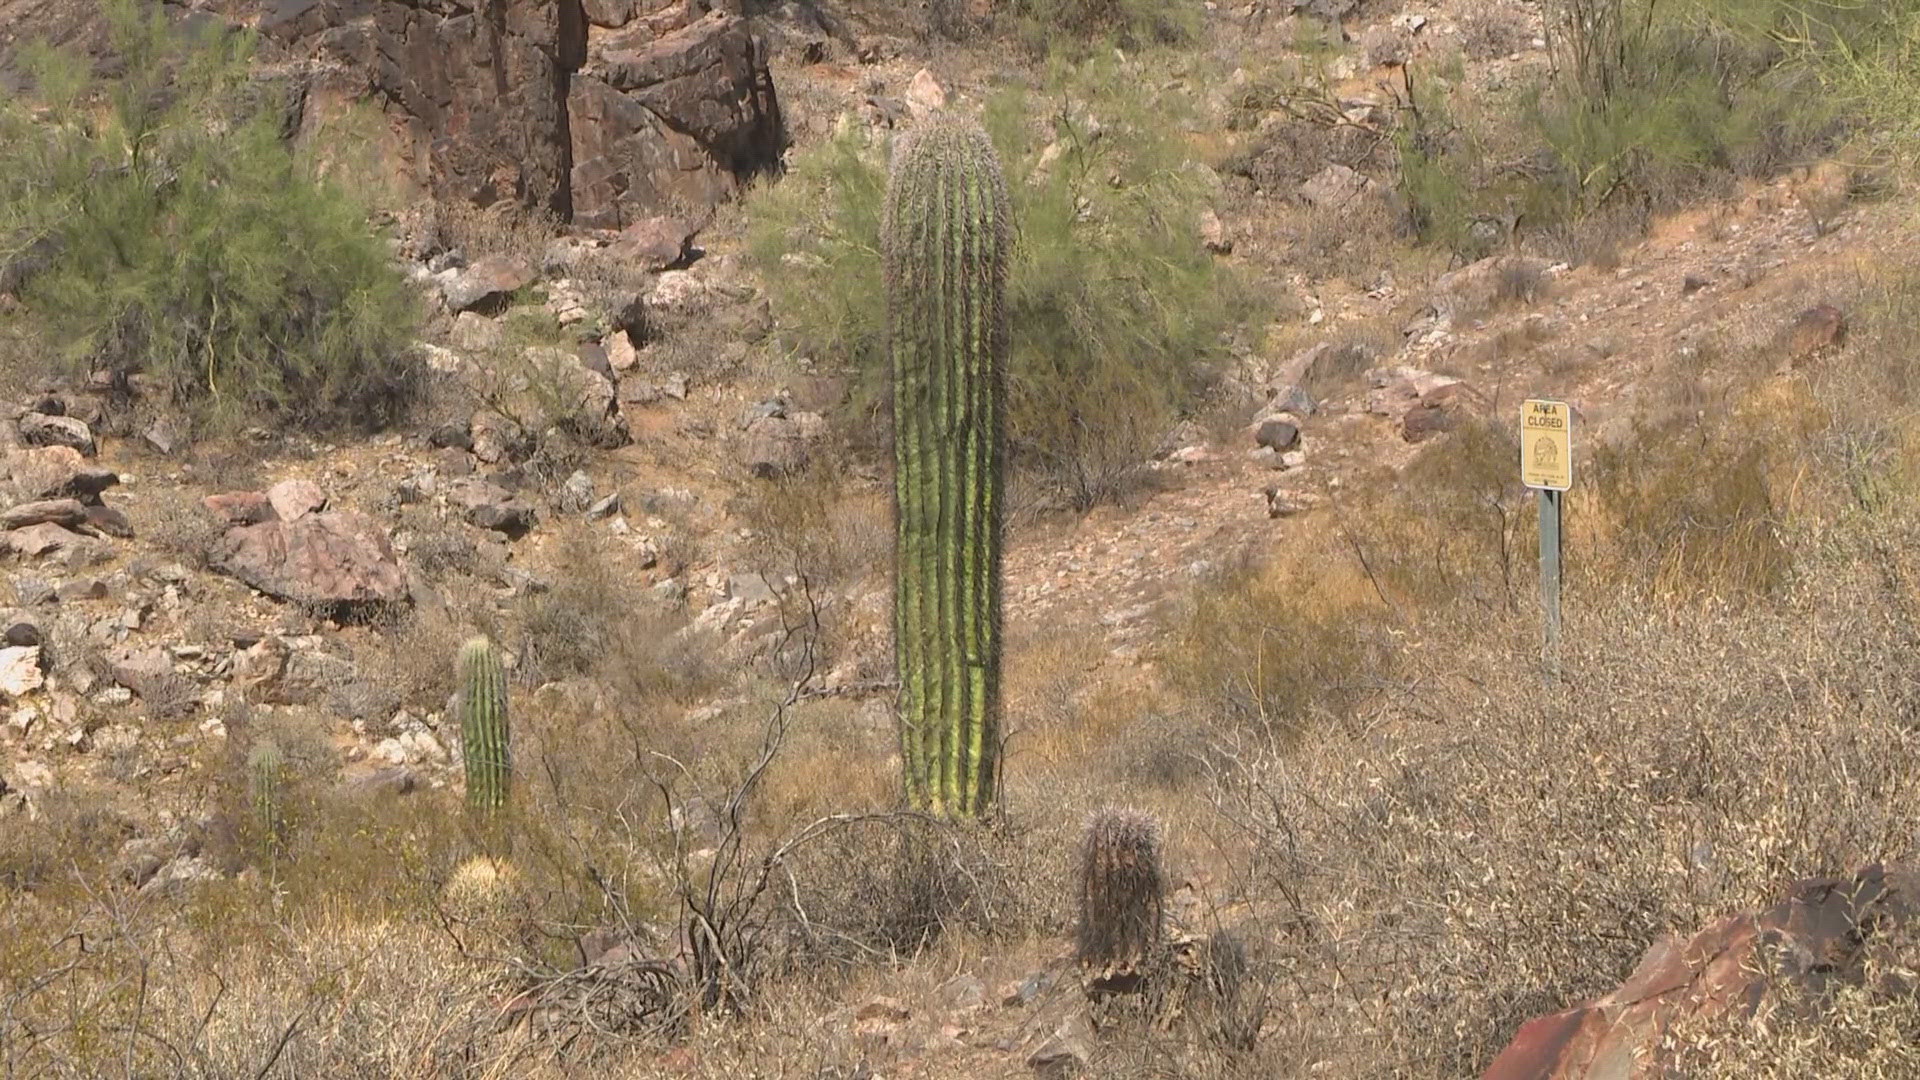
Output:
[
  {"xmin": 1484, "ymin": 863, "xmax": 1920, "ymax": 1080},
  {"xmin": 215, "ymin": 511, "xmax": 410, "ymax": 609},
  {"xmin": 259, "ymin": 1, "xmax": 782, "ymax": 226},
  {"xmin": 570, "ymin": 11, "xmax": 785, "ymax": 228}
]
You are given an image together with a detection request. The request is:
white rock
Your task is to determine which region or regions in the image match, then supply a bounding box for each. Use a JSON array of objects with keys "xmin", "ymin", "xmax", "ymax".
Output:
[
  {"xmin": 375, "ymin": 737, "xmax": 410, "ymax": 766},
  {"xmin": 401, "ymin": 729, "xmax": 447, "ymax": 763},
  {"xmin": 905, "ymin": 68, "xmax": 947, "ymax": 116},
  {"xmin": 0, "ymin": 646, "xmax": 42, "ymax": 697},
  {"xmin": 10, "ymin": 760, "xmax": 52, "ymax": 788}
]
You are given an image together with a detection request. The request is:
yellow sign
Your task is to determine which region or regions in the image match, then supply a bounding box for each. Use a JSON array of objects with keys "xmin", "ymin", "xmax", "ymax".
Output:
[{"xmin": 1520, "ymin": 399, "xmax": 1572, "ymax": 491}]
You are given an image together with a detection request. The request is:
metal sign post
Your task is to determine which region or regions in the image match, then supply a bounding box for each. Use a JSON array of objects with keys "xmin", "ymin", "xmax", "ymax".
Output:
[{"xmin": 1520, "ymin": 400, "xmax": 1572, "ymax": 678}]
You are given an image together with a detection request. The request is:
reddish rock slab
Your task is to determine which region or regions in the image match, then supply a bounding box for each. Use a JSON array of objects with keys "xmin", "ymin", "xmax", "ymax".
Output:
[
  {"xmin": 203, "ymin": 491, "xmax": 277, "ymax": 525},
  {"xmin": 1483, "ymin": 864, "xmax": 1920, "ymax": 1080},
  {"xmin": 214, "ymin": 511, "xmax": 409, "ymax": 609}
]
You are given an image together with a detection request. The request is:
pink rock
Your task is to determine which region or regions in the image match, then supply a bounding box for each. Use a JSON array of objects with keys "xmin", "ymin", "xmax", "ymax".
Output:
[
  {"xmin": 266, "ymin": 479, "xmax": 328, "ymax": 522},
  {"xmin": 1483, "ymin": 864, "xmax": 1920, "ymax": 1080},
  {"xmin": 203, "ymin": 491, "xmax": 276, "ymax": 525}
]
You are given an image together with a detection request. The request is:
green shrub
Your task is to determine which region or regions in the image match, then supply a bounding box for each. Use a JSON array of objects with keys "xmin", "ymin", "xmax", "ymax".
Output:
[
  {"xmin": 748, "ymin": 55, "xmax": 1257, "ymax": 511},
  {"xmin": 1000, "ymin": 0, "xmax": 1202, "ymax": 54},
  {"xmin": 1396, "ymin": 0, "xmax": 1900, "ymax": 263},
  {"xmin": 0, "ymin": 0, "xmax": 422, "ymax": 431}
]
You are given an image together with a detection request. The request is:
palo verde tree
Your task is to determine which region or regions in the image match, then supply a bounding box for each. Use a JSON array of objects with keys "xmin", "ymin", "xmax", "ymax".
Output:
[{"xmin": 882, "ymin": 114, "xmax": 1011, "ymax": 818}]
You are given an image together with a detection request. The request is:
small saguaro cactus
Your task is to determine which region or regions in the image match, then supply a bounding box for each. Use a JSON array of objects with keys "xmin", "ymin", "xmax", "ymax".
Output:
[
  {"xmin": 456, "ymin": 636, "xmax": 510, "ymax": 818},
  {"xmin": 246, "ymin": 737, "xmax": 286, "ymax": 857},
  {"xmin": 1076, "ymin": 808, "xmax": 1166, "ymax": 991},
  {"xmin": 882, "ymin": 112, "xmax": 1011, "ymax": 819}
]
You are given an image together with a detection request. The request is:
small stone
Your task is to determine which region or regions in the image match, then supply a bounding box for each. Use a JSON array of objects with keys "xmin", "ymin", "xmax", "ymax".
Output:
[
  {"xmin": 938, "ymin": 973, "xmax": 987, "ymax": 1012},
  {"xmin": 1253, "ymin": 417, "xmax": 1300, "ymax": 452},
  {"xmin": 606, "ymin": 331, "xmax": 640, "ymax": 372},
  {"xmin": 586, "ymin": 492, "xmax": 622, "ymax": 520},
  {"xmin": 2, "ymin": 617, "xmax": 39, "ymax": 646},
  {"xmin": 56, "ymin": 578, "xmax": 108, "ymax": 602},
  {"xmin": 266, "ymin": 479, "xmax": 328, "ymax": 522},
  {"xmin": 610, "ymin": 215, "xmax": 701, "ymax": 273},
  {"xmin": 441, "ymin": 254, "xmax": 536, "ymax": 313},
  {"xmin": 144, "ymin": 416, "xmax": 186, "ymax": 455},
  {"xmin": 905, "ymin": 68, "xmax": 947, "ymax": 117},
  {"xmin": 18, "ymin": 413, "xmax": 95, "ymax": 456},
  {"xmin": 202, "ymin": 491, "xmax": 276, "ymax": 525},
  {"xmin": 470, "ymin": 412, "xmax": 528, "ymax": 465},
  {"xmin": 856, "ymin": 997, "xmax": 911, "ymax": 1023},
  {"xmin": 450, "ymin": 311, "xmax": 503, "ymax": 352},
  {"xmin": 1026, "ymin": 1012, "xmax": 1093, "ymax": 1078},
  {"xmin": 1199, "ymin": 208, "xmax": 1232, "ymax": 254},
  {"xmin": 560, "ymin": 470, "xmax": 596, "ymax": 514},
  {"xmin": 428, "ymin": 421, "xmax": 473, "ymax": 451}
]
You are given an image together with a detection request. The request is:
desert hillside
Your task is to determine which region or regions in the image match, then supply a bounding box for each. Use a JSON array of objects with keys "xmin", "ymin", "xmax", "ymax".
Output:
[{"xmin": 3, "ymin": 1, "xmax": 1920, "ymax": 1077}]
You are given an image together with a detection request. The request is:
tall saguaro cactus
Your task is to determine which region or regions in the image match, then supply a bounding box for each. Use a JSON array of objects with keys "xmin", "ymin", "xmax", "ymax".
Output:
[
  {"xmin": 882, "ymin": 114, "xmax": 1011, "ymax": 818},
  {"xmin": 247, "ymin": 737, "xmax": 286, "ymax": 860},
  {"xmin": 457, "ymin": 636, "xmax": 510, "ymax": 818}
]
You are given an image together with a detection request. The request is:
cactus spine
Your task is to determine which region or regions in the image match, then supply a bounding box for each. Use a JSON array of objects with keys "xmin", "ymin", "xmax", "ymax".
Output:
[
  {"xmin": 1076, "ymin": 808, "xmax": 1166, "ymax": 989},
  {"xmin": 457, "ymin": 636, "xmax": 510, "ymax": 818},
  {"xmin": 247, "ymin": 737, "xmax": 286, "ymax": 857},
  {"xmin": 882, "ymin": 114, "xmax": 1011, "ymax": 819}
]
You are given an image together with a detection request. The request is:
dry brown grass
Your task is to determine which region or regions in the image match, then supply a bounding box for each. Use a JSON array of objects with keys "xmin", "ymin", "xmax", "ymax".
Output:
[{"xmin": 14, "ymin": 243, "xmax": 1920, "ymax": 1080}]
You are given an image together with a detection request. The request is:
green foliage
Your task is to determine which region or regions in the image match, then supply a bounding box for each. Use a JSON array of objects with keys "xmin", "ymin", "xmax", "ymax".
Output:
[
  {"xmin": 1000, "ymin": 0, "xmax": 1202, "ymax": 55},
  {"xmin": 884, "ymin": 115, "xmax": 1009, "ymax": 820},
  {"xmin": 748, "ymin": 56, "xmax": 1255, "ymax": 510},
  {"xmin": 1075, "ymin": 808, "xmax": 1165, "ymax": 985},
  {"xmin": 456, "ymin": 637, "xmax": 511, "ymax": 820},
  {"xmin": 1396, "ymin": 0, "xmax": 1898, "ymax": 262},
  {"xmin": 0, "ymin": 0, "xmax": 421, "ymax": 431}
]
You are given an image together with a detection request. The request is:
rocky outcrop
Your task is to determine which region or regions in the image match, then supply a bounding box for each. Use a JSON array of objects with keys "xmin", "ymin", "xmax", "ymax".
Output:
[
  {"xmin": 570, "ymin": 10, "xmax": 784, "ymax": 228},
  {"xmin": 258, "ymin": 0, "xmax": 784, "ymax": 227},
  {"xmin": 1483, "ymin": 863, "xmax": 1920, "ymax": 1080}
]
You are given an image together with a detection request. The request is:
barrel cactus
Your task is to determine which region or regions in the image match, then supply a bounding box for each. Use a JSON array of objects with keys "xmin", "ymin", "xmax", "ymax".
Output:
[
  {"xmin": 1076, "ymin": 808, "xmax": 1166, "ymax": 989},
  {"xmin": 456, "ymin": 636, "xmax": 510, "ymax": 818},
  {"xmin": 882, "ymin": 113, "xmax": 1011, "ymax": 819}
]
